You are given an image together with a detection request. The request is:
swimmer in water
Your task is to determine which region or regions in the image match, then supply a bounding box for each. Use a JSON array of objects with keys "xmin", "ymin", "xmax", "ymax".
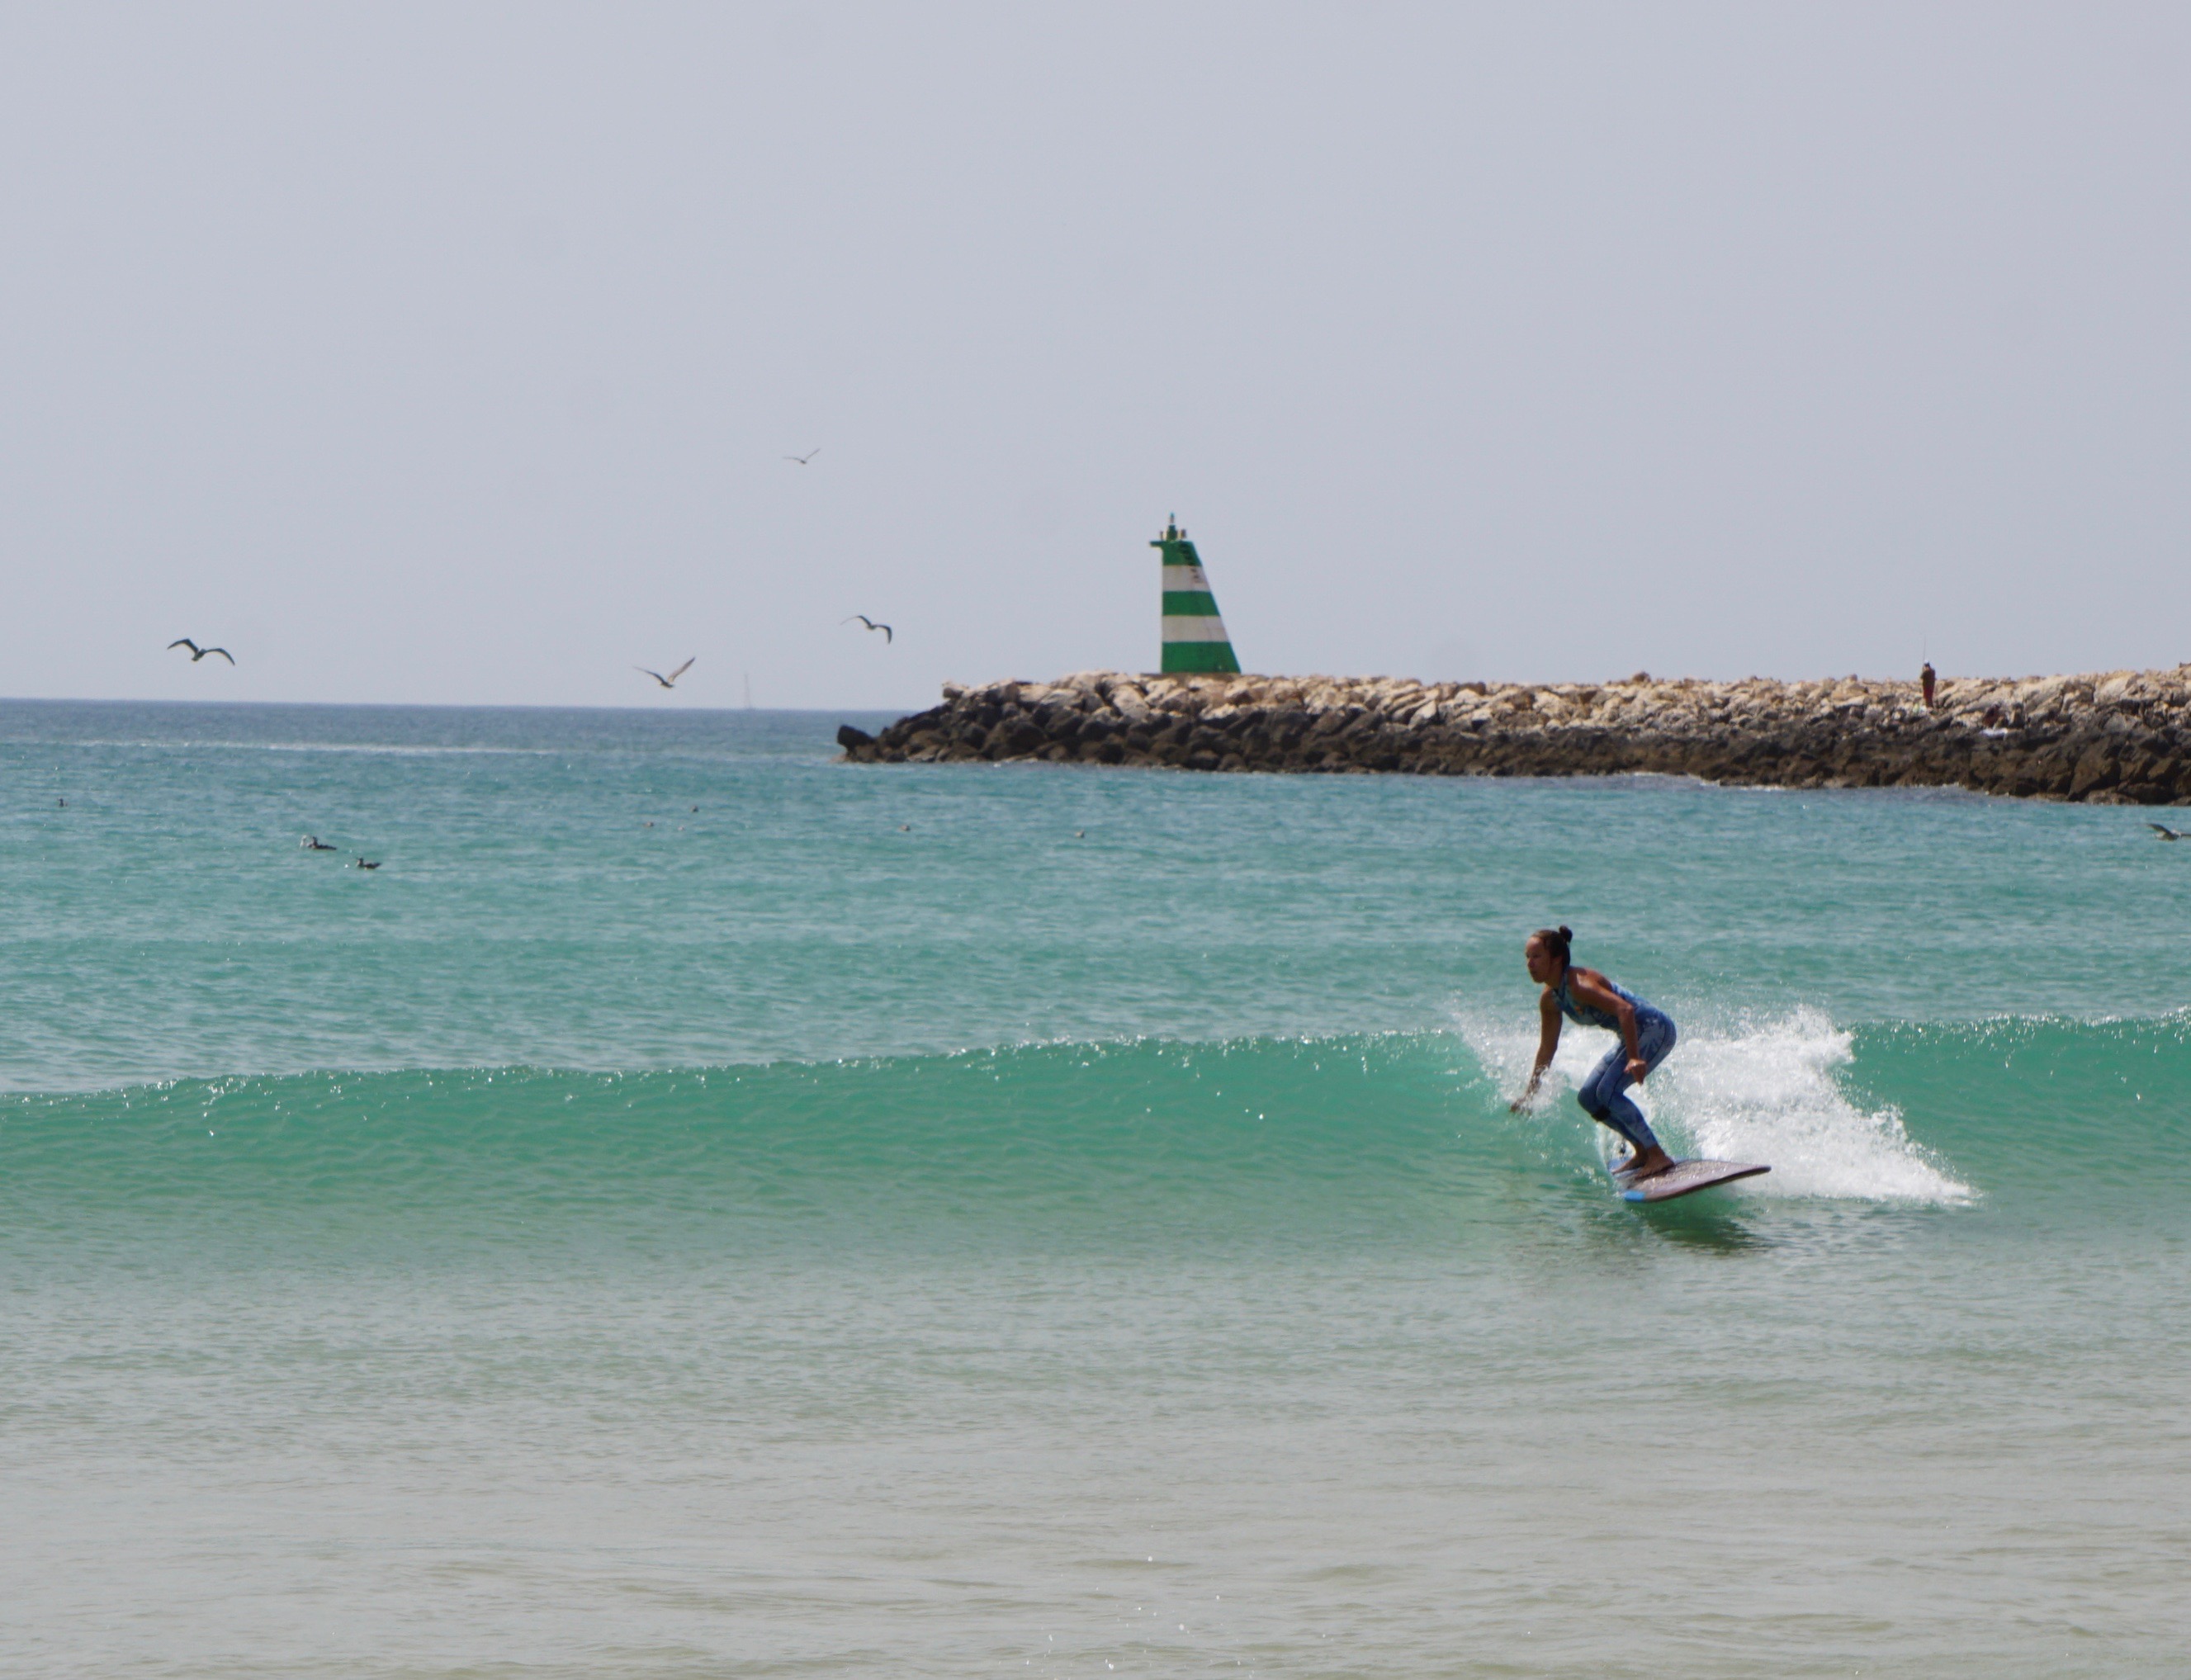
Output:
[{"xmin": 1510, "ymin": 925, "xmax": 1678, "ymax": 1180}]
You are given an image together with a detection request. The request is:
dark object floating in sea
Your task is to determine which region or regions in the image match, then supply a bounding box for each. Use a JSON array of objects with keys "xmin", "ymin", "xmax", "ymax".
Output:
[
  {"xmin": 301, "ymin": 835, "xmax": 337, "ymax": 851},
  {"xmin": 353, "ymin": 856, "xmax": 381, "ymax": 870}
]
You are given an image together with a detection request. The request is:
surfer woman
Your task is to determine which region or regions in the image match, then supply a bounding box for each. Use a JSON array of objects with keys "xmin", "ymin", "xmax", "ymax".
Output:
[{"xmin": 1511, "ymin": 925, "xmax": 1678, "ymax": 1180}]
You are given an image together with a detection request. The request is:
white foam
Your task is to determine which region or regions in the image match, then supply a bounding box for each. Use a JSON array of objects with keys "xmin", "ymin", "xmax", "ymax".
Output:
[{"xmin": 1455, "ymin": 1002, "xmax": 1971, "ymax": 1205}]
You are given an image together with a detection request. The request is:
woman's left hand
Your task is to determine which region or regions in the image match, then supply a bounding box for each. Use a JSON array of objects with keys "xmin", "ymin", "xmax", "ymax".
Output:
[{"xmin": 1626, "ymin": 1055, "xmax": 1650, "ymax": 1084}]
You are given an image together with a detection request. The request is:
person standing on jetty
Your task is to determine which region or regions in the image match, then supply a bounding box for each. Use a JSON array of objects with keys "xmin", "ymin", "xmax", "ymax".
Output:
[{"xmin": 1510, "ymin": 926, "xmax": 1678, "ymax": 1180}]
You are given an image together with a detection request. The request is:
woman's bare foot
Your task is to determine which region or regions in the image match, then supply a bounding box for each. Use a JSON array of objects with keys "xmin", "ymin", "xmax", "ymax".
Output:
[{"xmin": 1612, "ymin": 1144, "xmax": 1677, "ymax": 1180}]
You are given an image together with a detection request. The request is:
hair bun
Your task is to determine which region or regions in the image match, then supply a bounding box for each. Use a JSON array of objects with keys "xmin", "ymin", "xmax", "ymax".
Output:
[{"xmin": 1557, "ymin": 925, "xmax": 1573, "ymax": 941}]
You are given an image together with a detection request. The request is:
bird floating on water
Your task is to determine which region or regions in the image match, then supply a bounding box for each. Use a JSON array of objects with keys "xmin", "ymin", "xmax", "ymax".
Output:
[
  {"xmin": 301, "ymin": 835, "xmax": 337, "ymax": 851},
  {"xmin": 168, "ymin": 638, "xmax": 234, "ymax": 665},
  {"xmin": 353, "ymin": 856, "xmax": 381, "ymax": 870},
  {"xmin": 636, "ymin": 658, "xmax": 695, "ymax": 689},
  {"xmin": 844, "ymin": 614, "xmax": 892, "ymax": 644},
  {"xmin": 2149, "ymin": 823, "xmax": 2184, "ymax": 841},
  {"xmin": 784, "ymin": 447, "xmax": 821, "ymax": 465}
]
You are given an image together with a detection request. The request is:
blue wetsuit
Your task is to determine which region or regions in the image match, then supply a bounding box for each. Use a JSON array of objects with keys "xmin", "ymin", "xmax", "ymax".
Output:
[{"xmin": 1550, "ymin": 972, "xmax": 1676, "ymax": 1154}]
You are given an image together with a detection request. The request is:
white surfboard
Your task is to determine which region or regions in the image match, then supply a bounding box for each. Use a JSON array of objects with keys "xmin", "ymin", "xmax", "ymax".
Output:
[{"xmin": 1609, "ymin": 1157, "xmax": 1770, "ymax": 1204}]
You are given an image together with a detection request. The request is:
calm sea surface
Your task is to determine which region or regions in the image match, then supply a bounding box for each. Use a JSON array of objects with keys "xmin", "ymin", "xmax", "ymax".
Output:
[{"xmin": 3, "ymin": 699, "xmax": 2187, "ymax": 1678}]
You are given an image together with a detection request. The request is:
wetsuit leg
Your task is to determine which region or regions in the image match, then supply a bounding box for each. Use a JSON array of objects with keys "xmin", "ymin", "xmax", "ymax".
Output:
[{"xmin": 1574, "ymin": 1014, "xmax": 1676, "ymax": 1152}]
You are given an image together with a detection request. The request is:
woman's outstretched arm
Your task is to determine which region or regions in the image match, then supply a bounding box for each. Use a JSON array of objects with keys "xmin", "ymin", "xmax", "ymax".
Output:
[{"xmin": 1511, "ymin": 990, "xmax": 1563, "ymax": 1111}]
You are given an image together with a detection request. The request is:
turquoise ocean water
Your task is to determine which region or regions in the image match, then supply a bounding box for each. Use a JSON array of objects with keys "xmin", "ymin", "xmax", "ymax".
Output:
[{"xmin": 3, "ymin": 699, "xmax": 2187, "ymax": 1678}]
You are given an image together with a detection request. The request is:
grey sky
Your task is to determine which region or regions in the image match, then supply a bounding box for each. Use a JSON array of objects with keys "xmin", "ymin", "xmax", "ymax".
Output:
[{"xmin": 3, "ymin": 3, "xmax": 2185, "ymax": 709}]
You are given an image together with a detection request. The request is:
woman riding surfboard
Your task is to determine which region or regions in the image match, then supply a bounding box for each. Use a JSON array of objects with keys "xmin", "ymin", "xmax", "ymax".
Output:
[{"xmin": 1511, "ymin": 925, "xmax": 1678, "ymax": 1181}]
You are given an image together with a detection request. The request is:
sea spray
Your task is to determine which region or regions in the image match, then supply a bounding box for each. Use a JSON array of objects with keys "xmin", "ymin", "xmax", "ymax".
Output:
[
  {"xmin": 1654, "ymin": 1009, "xmax": 1972, "ymax": 1202},
  {"xmin": 1465, "ymin": 1003, "xmax": 1971, "ymax": 1204}
]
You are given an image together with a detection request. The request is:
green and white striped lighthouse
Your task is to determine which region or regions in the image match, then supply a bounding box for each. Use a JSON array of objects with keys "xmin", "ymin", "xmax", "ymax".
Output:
[{"xmin": 1152, "ymin": 517, "xmax": 1241, "ymax": 674}]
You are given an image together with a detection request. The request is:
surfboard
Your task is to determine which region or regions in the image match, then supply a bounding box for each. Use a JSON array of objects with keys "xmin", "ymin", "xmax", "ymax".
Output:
[{"xmin": 1608, "ymin": 1157, "xmax": 1771, "ymax": 1204}]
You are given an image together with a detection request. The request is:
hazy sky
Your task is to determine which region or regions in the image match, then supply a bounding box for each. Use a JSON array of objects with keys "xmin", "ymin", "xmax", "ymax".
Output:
[{"xmin": 3, "ymin": 3, "xmax": 2186, "ymax": 709}]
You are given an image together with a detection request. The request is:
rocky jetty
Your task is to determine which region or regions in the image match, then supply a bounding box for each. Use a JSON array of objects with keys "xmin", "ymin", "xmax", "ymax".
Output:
[{"xmin": 837, "ymin": 666, "xmax": 2191, "ymax": 804}]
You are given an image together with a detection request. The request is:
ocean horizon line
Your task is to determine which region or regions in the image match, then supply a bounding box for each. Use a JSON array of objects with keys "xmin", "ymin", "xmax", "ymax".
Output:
[{"xmin": 0, "ymin": 693, "xmax": 916, "ymax": 717}]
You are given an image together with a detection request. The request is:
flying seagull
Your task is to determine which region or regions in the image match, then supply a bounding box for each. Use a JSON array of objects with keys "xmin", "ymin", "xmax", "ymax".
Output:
[
  {"xmin": 168, "ymin": 638, "xmax": 234, "ymax": 665},
  {"xmin": 784, "ymin": 447, "xmax": 821, "ymax": 465},
  {"xmin": 2149, "ymin": 823, "xmax": 2184, "ymax": 841},
  {"xmin": 844, "ymin": 614, "xmax": 892, "ymax": 644},
  {"xmin": 353, "ymin": 855, "xmax": 381, "ymax": 870},
  {"xmin": 300, "ymin": 835, "xmax": 338, "ymax": 851},
  {"xmin": 636, "ymin": 658, "xmax": 696, "ymax": 689}
]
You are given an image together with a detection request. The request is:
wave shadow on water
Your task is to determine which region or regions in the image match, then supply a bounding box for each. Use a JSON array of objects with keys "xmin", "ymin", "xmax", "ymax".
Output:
[{"xmin": 1628, "ymin": 1197, "xmax": 1781, "ymax": 1253}]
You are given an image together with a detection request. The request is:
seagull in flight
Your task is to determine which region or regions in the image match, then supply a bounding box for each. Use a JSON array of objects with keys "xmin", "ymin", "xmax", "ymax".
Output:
[
  {"xmin": 168, "ymin": 638, "xmax": 234, "ymax": 665},
  {"xmin": 844, "ymin": 614, "xmax": 892, "ymax": 644},
  {"xmin": 2149, "ymin": 823, "xmax": 2184, "ymax": 841},
  {"xmin": 636, "ymin": 658, "xmax": 696, "ymax": 689},
  {"xmin": 784, "ymin": 447, "xmax": 821, "ymax": 465},
  {"xmin": 300, "ymin": 835, "xmax": 338, "ymax": 851}
]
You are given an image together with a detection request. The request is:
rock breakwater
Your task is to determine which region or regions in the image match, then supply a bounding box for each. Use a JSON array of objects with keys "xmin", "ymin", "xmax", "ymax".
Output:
[{"xmin": 838, "ymin": 666, "xmax": 2191, "ymax": 804}]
